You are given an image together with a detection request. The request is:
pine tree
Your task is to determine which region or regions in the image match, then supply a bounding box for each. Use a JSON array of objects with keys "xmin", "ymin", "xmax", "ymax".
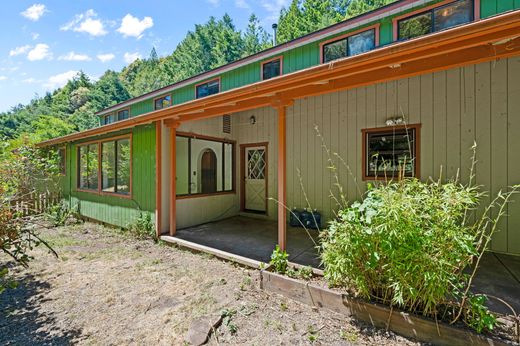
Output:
[{"xmin": 242, "ymin": 14, "xmax": 272, "ymax": 58}]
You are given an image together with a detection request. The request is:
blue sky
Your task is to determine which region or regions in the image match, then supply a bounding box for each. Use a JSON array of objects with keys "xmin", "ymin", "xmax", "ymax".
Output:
[{"xmin": 0, "ymin": 0, "xmax": 288, "ymax": 112}]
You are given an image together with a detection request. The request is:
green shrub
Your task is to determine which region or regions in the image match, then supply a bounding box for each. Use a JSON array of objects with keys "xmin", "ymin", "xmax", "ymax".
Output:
[
  {"xmin": 321, "ymin": 178, "xmax": 517, "ymax": 333},
  {"xmin": 127, "ymin": 212, "xmax": 156, "ymax": 240},
  {"xmin": 270, "ymin": 245, "xmax": 289, "ymax": 274}
]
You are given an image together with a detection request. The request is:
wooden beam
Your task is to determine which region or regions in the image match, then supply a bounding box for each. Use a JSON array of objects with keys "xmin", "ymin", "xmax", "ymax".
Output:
[
  {"xmin": 155, "ymin": 120, "xmax": 162, "ymax": 238},
  {"xmin": 169, "ymin": 125, "xmax": 178, "ymax": 236},
  {"xmin": 277, "ymin": 106, "xmax": 287, "ymax": 251}
]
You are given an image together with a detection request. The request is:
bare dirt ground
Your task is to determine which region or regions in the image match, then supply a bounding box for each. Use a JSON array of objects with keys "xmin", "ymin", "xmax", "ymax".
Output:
[{"xmin": 0, "ymin": 222, "xmax": 420, "ymax": 345}]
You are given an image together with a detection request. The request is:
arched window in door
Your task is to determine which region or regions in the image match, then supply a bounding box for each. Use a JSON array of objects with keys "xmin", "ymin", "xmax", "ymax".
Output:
[{"xmin": 201, "ymin": 149, "xmax": 217, "ymax": 194}]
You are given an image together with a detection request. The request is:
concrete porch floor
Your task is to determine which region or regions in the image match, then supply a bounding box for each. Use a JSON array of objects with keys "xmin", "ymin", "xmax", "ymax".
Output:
[{"xmin": 175, "ymin": 216, "xmax": 520, "ymax": 316}]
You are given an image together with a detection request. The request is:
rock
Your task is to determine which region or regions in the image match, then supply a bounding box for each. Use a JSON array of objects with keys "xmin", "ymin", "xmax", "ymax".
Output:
[{"xmin": 185, "ymin": 314, "xmax": 223, "ymax": 345}]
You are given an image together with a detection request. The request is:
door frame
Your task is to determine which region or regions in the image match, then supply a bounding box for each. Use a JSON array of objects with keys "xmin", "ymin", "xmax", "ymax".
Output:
[{"xmin": 240, "ymin": 142, "xmax": 269, "ymax": 214}]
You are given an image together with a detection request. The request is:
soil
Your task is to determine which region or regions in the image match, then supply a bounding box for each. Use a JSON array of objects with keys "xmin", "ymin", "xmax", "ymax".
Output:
[{"xmin": 1, "ymin": 221, "xmax": 420, "ymax": 345}]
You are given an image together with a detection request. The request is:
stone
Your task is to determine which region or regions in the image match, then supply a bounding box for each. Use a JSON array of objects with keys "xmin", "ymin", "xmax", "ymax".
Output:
[{"xmin": 185, "ymin": 314, "xmax": 223, "ymax": 346}]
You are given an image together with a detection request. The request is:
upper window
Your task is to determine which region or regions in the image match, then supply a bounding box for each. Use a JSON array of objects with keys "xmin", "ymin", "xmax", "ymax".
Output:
[
  {"xmin": 362, "ymin": 125, "xmax": 420, "ymax": 180},
  {"xmin": 117, "ymin": 109, "xmax": 129, "ymax": 121},
  {"xmin": 176, "ymin": 134, "xmax": 234, "ymax": 197},
  {"xmin": 78, "ymin": 136, "xmax": 132, "ymax": 196},
  {"xmin": 154, "ymin": 95, "xmax": 172, "ymax": 110},
  {"xmin": 104, "ymin": 114, "xmax": 115, "ymax": 125},
  {"xmin": 398, "ymin": 0, "xmax": 473, "ymax": 41},
  {"xmin": 78, "ymin": 143, "xmax": 99, "ymax": 190},
  {"xmin": 322, "ymin": 29, "xmax": 376, "ymax": 63},
  {"xmin": 262, "ymin": 58, "xmax": 282, "ymax": 80},
  {"xmin": 196, "ymin": 79, "xmax": 220, "ymax": 99}
]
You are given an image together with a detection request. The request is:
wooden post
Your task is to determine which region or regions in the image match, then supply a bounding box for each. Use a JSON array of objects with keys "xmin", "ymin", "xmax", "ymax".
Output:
[
  {"xmin": 155, "ymin": 120, "xmax": 162, "ymax": 238},
  {"xmin": 277, "ymin": 106, "xmax": 287, "ymax": 251},
  {"xmin": 169, "ymin": 124, "xmax": 178, "ymax": 236}
]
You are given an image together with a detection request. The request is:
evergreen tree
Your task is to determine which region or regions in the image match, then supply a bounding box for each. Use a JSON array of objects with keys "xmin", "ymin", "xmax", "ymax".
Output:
[{"xmin": 242, "ymin": 14, "xmax": 272, "ymax": 57}]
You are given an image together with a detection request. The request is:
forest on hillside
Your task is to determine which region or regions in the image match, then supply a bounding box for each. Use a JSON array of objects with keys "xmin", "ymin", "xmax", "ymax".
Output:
[{"xmin": 0, "ymin": 0, "xmax": 395, "ymax": 147}]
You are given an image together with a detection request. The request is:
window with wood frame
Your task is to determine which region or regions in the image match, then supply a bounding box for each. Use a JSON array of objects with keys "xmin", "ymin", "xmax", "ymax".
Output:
[
  {"xmin": 176, "ymin": 134, "xmax": 234, "ymax": 197},
  {"xmin": 262, "ymin": 57, "xmax": 282, "ymax": 80},
  {"xmin": 77, "ymin": 136, "xmax": 131, "ymax": 196},
  {"xmin": 154, "ymin": 95, "xmax": 172, "ymax": 110},
  {"xmin": 397, "ymin": 0, "xmax": 473, "ymax": 41},
  {"xmin": 322, "ymin": 28, "xmax": 376, "ymax": 63},
  {"xmin": 117, "ymin": 109, "xmax": 129, "ymax": 121},
  {"xmin": 58, "ymin": 147, "xmax": 66, "ymax": 175},
  {"xmin": 104, "ymin": 114, "xmax": 116, "ymax": 125},
  {"xmin": 196, "ymin": 79, "xmax": 220, "ymax": 99},
  {"xmin": 363, "ymin": 125, "xmax": 420, "ymax": 180}
]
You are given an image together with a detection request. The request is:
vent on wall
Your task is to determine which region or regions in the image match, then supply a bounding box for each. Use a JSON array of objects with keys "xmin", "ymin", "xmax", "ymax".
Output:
[{"xmin": 223, "ymin": 114, "xmax": 231, "ymax": 134}]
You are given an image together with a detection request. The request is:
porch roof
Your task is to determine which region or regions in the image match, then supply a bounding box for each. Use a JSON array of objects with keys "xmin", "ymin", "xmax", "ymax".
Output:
[{"xmin": 38, "ymin": 9, "xmax": 520, "ymax": 147}]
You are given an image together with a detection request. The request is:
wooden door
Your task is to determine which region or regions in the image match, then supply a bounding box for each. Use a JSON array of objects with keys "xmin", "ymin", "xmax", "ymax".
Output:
[{"xmin": 243, "ymin": 146, "xmax": 267, "ymax": 213}]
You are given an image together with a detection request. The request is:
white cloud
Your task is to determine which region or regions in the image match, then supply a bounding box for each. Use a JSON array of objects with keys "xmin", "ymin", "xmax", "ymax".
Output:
[
  {"xmin": 31, "ymin": 32, "xmax": 40, "ymax": 40},
  {"xmin": 260, "ymin": 0, "xmax": 290, "ymax": 21},
  {"xmin": 61, "ymin": 9, "xmax": 107, "ymax": 37},
  {"xmin": 43, "ymin": 70, "xmax": 79, "ymax": 89},
  {"xmin": 117, "ymin": 14, "xmax": 153, "ymax": 39},
  {"xmin": 97, "ymin": 53, "xmax": 115, "ymax": 63},
  {"xmin": 9, "ymin": 45, "xmax": 31, "ymax": 57},
  {"xmin": 123, "ymin": 52, "xmax": 141, "ymax": 64},
  {"xmin": 22, "ymin": 77, "xmax": 38, "ymax": 84},
  {"xmin": 21, "ymin": 4, "xmax": 47, "ymax": 21},
  {"xmin": 0, "ymin": 76, "xmax": 7, "ymax": 81},
  {"xmin": 235, "ymin": 0, "xmax": 250, "ymax": 9},
  {"xmin": 27, "ymin": 44, "xmax": 52, "ymax": 61},
  {"xmin": 58, "ymin": 51, "xmax": 92, "ymax": 61},
  {"xmin": 207, "ymin": 0, "xmax": 220, "ymax": 6}
]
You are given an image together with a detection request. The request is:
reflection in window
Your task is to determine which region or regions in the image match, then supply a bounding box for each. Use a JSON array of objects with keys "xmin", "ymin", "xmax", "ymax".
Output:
[
  {"xmin": 101, "ymin": 139, "xmax": 130, "ymax": 195},
  {"xmin": 176, "ymin": 135, "xmax": 234, "ymax": 196},
  {"xmin": 58, "ymin": 147, "xmax": 66, "ymax": 175},
  {"xmin": 154, "ymin": 95, "xmax": 172, "ymax": 110},
  {"xmin": 78, "ymin": 143, "xmax": 99, "ymax": 190},
  {"xmin": 102, "ymin": 141, "xmax": 116, "ymax": 192},
  {"xmin": 323, "ymin": 29, "xmax": 375, "ymax": 63},
  {"xmin": 104, "ymin": 114, "xmax": 116, "ymax": 125},
  {"xmin": 196, "ymin": 79, "xmax": 220, "ymax": 99},
  {"xmin": 117, "ymin": 109, "xmax": 129, "ymax": 121},
  {"xmin": 262, "ymin": 58, "xmax": 281, "ymax": 80},
  {"xmin": 364, "ymin": 127, "xmax": 418, "ymax": 179},
  {"xmin": 398, "ymin": 0, "xmax": 473, "ymax": 40}
]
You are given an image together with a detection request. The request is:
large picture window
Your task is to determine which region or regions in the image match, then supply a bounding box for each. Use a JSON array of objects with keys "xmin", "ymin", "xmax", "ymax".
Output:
[
  {"xmin": 77, "ymin": 136, "xmax": 132, "ymax": 196},
  {"xmin": 397, "ymin": 0, "xmax": 473, "ymax": 41},
  {"xmin": 262, "ymin": 57, "xmax": 282, "ymax": 80},
  {"xmin": 176, "ymin": 133, "xmax": 234, "ymax": 197},
  {"xmin": 196, "ymin": 79, "xmax": 220, "ymax": 99},
  {"xmin": 322, "ymin": 28, "xmax": 376, "ymax": 63},
  {"xmin": 362, "ymin": 125, "xmax": 420, "ymax": 180}
]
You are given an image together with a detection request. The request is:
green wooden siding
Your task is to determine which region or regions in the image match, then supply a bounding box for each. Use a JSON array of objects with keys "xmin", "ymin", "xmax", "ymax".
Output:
[
  {"xmin": 64, "ymin": 124, "xmax": 156, "ymax": 228},
  {"xmin": 102, "ymin": 0, "xmax": 517, "ymax": 120}
]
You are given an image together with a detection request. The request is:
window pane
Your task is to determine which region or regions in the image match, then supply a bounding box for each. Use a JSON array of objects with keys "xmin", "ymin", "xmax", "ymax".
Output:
[
  {"xmin": 104, "ymin": 114, "xmax": 115, "ymax": 125},
  {"xmin": 191, "ymin": 138, "xmax": 223, "ymax": 193},
  {"xmin": 116, "ymin": 139, "xmax": 131, "ymax": 194},
  {"xmin": 102, "ymin": 141, "xmax": 116, "ymax": 192},
  {"xmin": 117, "ymin": 110, "xmax": 129, "ymax": 121},
  {"xmin": 86, "ymin": 144, "xmax": 99, "ymax": 189},
  {"xmin": 196, "ymin": 80, "xmax": 220, "ymax": 99},
  {"xmin": 366, "ymin": 129, "xmax": 416, "ymax": 178},
  {"xmin": 58, "ymin": 148, "xmax": 66, "ymax": 175},
  {"xmin": 323, "ymin": 38, "xmax": 347, "ymax": 63},
  {"xmin": 79, "ymin": 146, "xmax": 88, "ymax": 189},
  {"xmin": 398, "ymin": 12, "xmax": 432, "ymax": 40},
  {"xmin": 224, "ymin": 143, "xmax": 233, "ymax": 191},
  {"xmin": 176, "ymin": 136, "xmax": 190, "ymax": 195},
  {"xmin": 434, "ymin": 0, "xmax": 472, "ymax": 32},
  {"xmin": 262, "ymin": 59, "xmax": 281, "ymax": 80},
  {"xmin": 155, "ymin": 95, "xmax": 172, "ymax": 110},
  {"xmin": 348, "ymin": 29, "xmax": 375, "ymax": 56}
]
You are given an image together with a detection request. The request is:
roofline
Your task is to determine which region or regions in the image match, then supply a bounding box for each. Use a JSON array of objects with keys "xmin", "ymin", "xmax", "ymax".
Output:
[
  {"xmin": 96, "ymin": 0, "xmax": 426, "ymax": 116},
  {"xmin": 38, "ymin": 10, "xmax": 520, "ymax": 147}
]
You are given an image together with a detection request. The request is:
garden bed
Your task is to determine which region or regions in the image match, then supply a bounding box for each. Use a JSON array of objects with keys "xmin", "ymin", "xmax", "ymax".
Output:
[{"xmin": 260, "ymin": 268, "xmax": 516, "ymax": 346}]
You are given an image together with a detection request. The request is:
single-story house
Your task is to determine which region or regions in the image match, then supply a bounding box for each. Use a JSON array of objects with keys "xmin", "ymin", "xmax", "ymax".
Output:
[{"xmin": 39, "ymin": 0, "xmax": 520, "ymax": 256}]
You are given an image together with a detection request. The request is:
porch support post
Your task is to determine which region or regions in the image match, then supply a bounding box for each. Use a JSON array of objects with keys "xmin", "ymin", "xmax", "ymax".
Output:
[
  {"xmin": 168, "ymin": 122, "xmax": 180, "ymax": 236},
  {"xmin": 277, "ymin": 106, "xmax": 287, "ymax": 251}
]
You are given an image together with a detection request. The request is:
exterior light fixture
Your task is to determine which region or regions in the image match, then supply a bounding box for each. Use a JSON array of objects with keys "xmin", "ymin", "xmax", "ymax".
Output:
[{"xmin": 250, "ymin": 115, "xmax": 256, "ymax": 125}]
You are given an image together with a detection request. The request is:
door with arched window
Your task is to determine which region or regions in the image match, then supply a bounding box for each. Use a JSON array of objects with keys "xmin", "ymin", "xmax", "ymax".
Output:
[{"xmin": 201, "ymin": 149, "xmax": 217, "ymax": 194}]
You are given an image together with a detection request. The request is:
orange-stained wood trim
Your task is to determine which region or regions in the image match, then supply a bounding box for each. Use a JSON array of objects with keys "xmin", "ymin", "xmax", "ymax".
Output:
[
  {"xmin": 169, "ymin": 125, "xmax": 178, "ymax": 236},
  {"xmin": 261, "ymin": 55, "xmax": 284, "ymax": 80},
  {"xmin": 240, "ymin": 142, "xmax": 269, "ymax": 213},
  {"xmin": 361, "ymin": 124, "xmax": 421, "ymax": 181},
  {"xmin": 392, "ymin": 0, "xmax": 481, "ymax": 40},
  {"xmin": 320, "ymin": 24, "xmax": 380, "ymax": 63},
  {"xmin": 194, "ymin": 77, "xmax": 221, "ymax": 99},
  {"xmin": 277, "ymin": 106, "xmax": 287, "ymax": 251},
  {"xmin": 176, "ymin": 131, "xmax": 236, "ymax": 144},
  {"xmin": 36, "ymin": 11, "xmax": 520, "ymax": 147},
  {"xmin": 75, "ymin": 133, "xmax": 133, "ymax": 199},
  {"xmin": 155, "ymin": 120, "xmax": 162, "ymax": 237}
]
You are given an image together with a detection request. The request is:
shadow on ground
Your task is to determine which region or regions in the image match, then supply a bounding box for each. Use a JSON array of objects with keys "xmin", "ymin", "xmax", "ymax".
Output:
[{"xmin": 0, "ymin": 272, "xmax": 84, "ymax": 345}]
